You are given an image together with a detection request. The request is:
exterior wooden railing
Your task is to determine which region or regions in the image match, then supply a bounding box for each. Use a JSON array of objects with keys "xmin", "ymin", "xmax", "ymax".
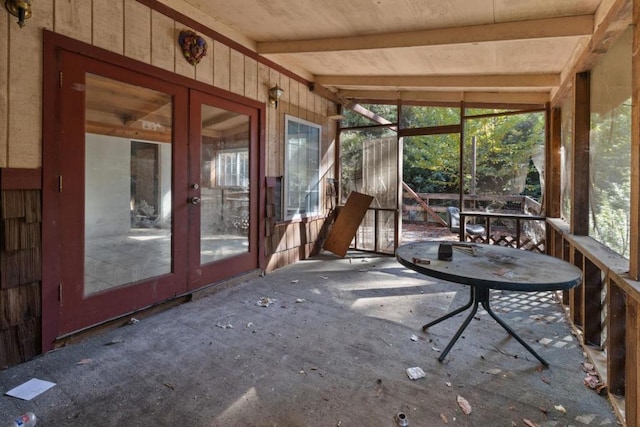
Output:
[
  {"xmin": 547, "ymin": 218, "xmax": 639, "ymax": 426},
  {"xmin": 460, "ymin": 211, "xmax": 546, "ymax": 252}
]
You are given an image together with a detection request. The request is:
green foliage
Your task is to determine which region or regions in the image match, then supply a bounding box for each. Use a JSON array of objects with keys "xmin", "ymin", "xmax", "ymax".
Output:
[{"xmin": 589, "ymin": 101, "xmax": 631, "ymax": 258}]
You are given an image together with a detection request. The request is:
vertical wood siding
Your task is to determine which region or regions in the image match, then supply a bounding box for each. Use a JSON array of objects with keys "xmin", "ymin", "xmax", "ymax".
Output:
[{"xmin": 0, "ymin": 0, "xmax": 337, "ymax": 368}]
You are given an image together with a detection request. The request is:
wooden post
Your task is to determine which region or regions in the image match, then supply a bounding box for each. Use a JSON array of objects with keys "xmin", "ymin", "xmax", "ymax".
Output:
[
  {"xmin": 571, "ymin": 72, "xmax": 590, "ymax": 235},
  {"xmin": 582, "ymin": 258, "xmax": 602, "ymax": 346},
  {"xmin": 626, "ymin": 296, "xmax": 639, "ymax": 426},
  {"xmin": 630, "ymin": 0, "xmax": 640, "ymax": 280},
  {"xmin": 607, "ymin": 282, "xmax": 626, "ymax": 397},
  {"xmin": 546, "ymin": 105, "xmax": 562, "ymax": 218}
]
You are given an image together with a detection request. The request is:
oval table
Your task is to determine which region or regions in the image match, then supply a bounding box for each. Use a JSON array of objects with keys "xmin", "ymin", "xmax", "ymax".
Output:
[{"xmin": 396, "ymin": 241, "xmax": 582, "ymax": 366}]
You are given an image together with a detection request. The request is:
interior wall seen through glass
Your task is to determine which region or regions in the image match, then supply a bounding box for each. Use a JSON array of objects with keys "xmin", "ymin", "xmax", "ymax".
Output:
[
  {"xmin": 589, "ymin": 27, "xmax": 632, "ymax": 259},
  {"xmin": 84, "ymin": 73, "xmax": 173, "ymax": 296}
]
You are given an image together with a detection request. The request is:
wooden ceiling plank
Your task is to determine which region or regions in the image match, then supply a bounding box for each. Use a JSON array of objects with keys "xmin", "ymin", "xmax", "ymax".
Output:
[
  {"xmin": 338, "ymin": 89, "xmax": 548, "ymax": 106},
  {"xmin": 258, "ymin": 15, "xmax": 594, "ymax": 54},
  {"xmin": 316, "ymin": 74, "xmax": 560, "ymax": 88}
]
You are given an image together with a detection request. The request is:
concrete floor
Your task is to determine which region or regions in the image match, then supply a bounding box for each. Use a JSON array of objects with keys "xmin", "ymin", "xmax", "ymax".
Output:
[{"xmin": 0, "ymin": 251, "xmax": 619, "ymax": 426}]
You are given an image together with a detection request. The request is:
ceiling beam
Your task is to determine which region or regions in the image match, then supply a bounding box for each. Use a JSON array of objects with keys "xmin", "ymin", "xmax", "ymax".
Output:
[
  {"xmin": 338, "ymin": 90, "xmax": 550, "ymax": 105},
  {"xmin": 316, "ymin": 74, "xmax": 560, "ymax": 88},
  {"xmin": 258, "ymin": 15, "xmax": 594, "ymax": 54}
]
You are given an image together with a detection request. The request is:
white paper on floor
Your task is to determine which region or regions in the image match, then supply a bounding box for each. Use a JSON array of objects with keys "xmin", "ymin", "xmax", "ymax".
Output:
[{"xmin": 5, "ymin": 378, "xmax": 56, "ymax": 400}]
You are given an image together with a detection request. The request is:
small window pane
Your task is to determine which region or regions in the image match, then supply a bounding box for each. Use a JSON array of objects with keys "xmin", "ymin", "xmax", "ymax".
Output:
[{"xmin": 285, "ymin": 116, "xmax": 321, "ymax": 219}]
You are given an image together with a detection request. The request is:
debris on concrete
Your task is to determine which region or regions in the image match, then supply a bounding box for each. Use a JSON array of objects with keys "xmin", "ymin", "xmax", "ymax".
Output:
[
  {"xmin": 395, "ymin": 412, "xmax": 409, "ymax": 426},
  {"xmin": 103, "ymin": 339, "xmax": 124, "ymax": 346},
  {"xmin": 320, "ymin": 276, "xmax": 329, "ymax": 280},
  {"xmin": 554, "ymin": 404, "xmax": 567, "ymax": 414},
  {"xmin": 456, "ymin": 395, "xmax": 472, "ymax": 415},
  {"xmin": 256, "ymin": 297, "xmax": 276, "ymax": 307},
  {"xmin": 581, "ymin": 362, "xmax": 607, "ymax": 394},
  {"xmin": 410, "ymin": 334, "xmax": 418, "ymax": 342},
  {"xmin": 163, "ymin": 383, "xmax": 175, "ymax": 390},
  {"xmin": 290, "ymin": 279, "xmax": 299, "ymax": 284},
  {"xmin": 76, "ymin": 359, "xmax": 92, "ymax": 365},
  {"xmin": 405, "ymin": 367, "xmax": 426, "ymax": 380},
  {"xmin": 445, "ymin": 381, "xmax": 452, "ymax": 387},
  {"xmin": 295, "ymin": 298, "xmax": 306, "ymax": 303},
  {"xmin": 440, "ymin": 413, "xmax": 448, "ymax": 423},
  {"xmin": 215, "ymin": 323, "xmax": 233, "ymax": 329},
  {"xmin": 523, "ymin": 419, "xmax": 539, "ymax": 427},
  {"xmin": 246, "ymin": 322, "xmax": 253, "ymax": 328},
  {"xmin": 126, "ymin": 317, "xmax": 139, "ymax": 325},
  {"xmin": 5, "ymin": 378, "xmax": 56, "ymax": 401}
]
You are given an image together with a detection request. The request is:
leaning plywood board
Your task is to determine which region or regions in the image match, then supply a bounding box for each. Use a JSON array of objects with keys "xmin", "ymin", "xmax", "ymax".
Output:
[{"xmin": 323, "ymin": 192, "xmax": 374, "ymax": 257}]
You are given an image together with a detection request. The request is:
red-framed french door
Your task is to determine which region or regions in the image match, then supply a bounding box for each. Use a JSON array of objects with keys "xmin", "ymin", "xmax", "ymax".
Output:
[
  {"xmin": 187, "ymin": 91, "xmax": 260, "ymax": 290},
  {"xmin": 45, "ymin": 42, "xmax": 263, "ymax": 340}
]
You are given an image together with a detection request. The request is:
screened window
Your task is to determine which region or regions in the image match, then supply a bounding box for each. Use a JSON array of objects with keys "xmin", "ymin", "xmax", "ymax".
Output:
[
  {"xmin": 285, "ymin": 116, "xmax": 321, "ymax": 219},
  {"xmin": 589, "ymin": 27, "xmax": 631, "ymax": 258}
]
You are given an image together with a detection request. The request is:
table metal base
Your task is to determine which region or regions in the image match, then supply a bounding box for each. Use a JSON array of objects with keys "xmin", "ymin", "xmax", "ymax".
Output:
[{"xmin": 422, "ymin": 287, "xmax": 549, "ymax": 367}]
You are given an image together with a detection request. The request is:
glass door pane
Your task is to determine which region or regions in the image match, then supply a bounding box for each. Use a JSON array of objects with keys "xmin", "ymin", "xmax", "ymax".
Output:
[
  {"xmin": 200, "ymin": 105, "xmax": 250, "ymax": 264},
  {"xmin": 84, "ymin": 73, "xmax": 173, "ymax": 296}
]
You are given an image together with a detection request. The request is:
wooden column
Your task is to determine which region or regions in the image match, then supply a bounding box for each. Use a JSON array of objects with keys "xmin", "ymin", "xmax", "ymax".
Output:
[
  {"xmin": 630, "ymin": 0, "xmax": 640, "ymax": 280},
  {"xmin": 546, "ymin": 105, "xmax": 561, "ymax": 218},
  {"xmin": 607, "ymin": 282, "xmax": 626, "ymax": 397},
  {"xmin": 626, "ymin": 296, "xmax": 639, "ymax": 426},
  {"xmin": 582, "ymin": 258, "xmax": 602, "ymax": 346},
  {"xmin": 571, "ymin": 72, "xmax": 590, "ymax": 235}
]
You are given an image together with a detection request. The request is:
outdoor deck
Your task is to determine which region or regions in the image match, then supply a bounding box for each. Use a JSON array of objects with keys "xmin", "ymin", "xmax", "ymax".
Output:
[{"xmin": 0, "ymin": 250, "xmax": 617, "ymax": 426}]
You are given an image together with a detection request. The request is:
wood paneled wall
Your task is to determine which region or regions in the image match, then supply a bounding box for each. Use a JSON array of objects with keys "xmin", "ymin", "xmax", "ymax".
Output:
[
  {"xmin": 0, "ymin": 0, "xmax": 338, "ymax": 179},
  {"xmin": 0, "ymin": 0, "xmax": 338, "ymax": 367},
  {"xmin": 0, "ymin": 182, "xmax": 42, "ymax": 367}
]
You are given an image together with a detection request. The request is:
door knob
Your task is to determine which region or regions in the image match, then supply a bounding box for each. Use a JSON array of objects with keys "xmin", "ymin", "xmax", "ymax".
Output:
[
  {"xmin": 190, "ymin": 197, "xmax": 201, "ymax": 205},
  {"xmin": 191, "ymin": 183, "xmax": 199, "ymax": 190}
]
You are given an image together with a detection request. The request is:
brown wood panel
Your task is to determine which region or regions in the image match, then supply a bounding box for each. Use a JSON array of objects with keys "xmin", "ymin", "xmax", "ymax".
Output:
[
  {"xmin": 1, "ymin": 186, "xmax": 28, "ymax": 210},
  {"xmin": 626, "ymin": 297, "xmax": 640, "ymax": 426},
  {"xmin": 571, "ymin": 72, "xmax": 590, "ymax": 235},
  {"xmin": 0, "ymin": 169, "xmax": 41, "ymax": 191},
  {"xmin": 54, "ymin": 0, "xmax": 92, "ymax": 43},
  {"xmin": 230, "ymin": 49, "xmax": 245, "ymax": 95},
  {"xmin": 0, "ymin": 283, "xmax": 40, "ymax": 329},
  {"xmin": 7, "ymin": 0, "xmax": 51, "ymax": 168},
  {"xmin": 195, "ymin": 34, "xmax": 214, "ymax": 85},
  {"xmin": 124, "ymin": 0, "xmax": 152, "ymax": 64},
  {"xmin": 93, "ymin": 0, "xmax": 124, "ymax": 54},
  {"xmin": 24, "ymin": 190, "xmax": 41, "ymax": 223},
  {"xmin": 257, "ymin": 63, "xmax": 269, "ymax": 105},
  {"xmin": 323, "ymin": 192, "xmax": 374, "ymax": 257},
  {"xmin": 0, "ymin": 12, "xmax": 7, "ymax": 168},
  {"xmin": 150, "ymin": 10, "xmax": 175, "ymax": 71},
  {"xmin": 213, "ymin": 41, "xmax": 230, "ymax": 91},
  {"xmin": 607, "ymin": 282, "xmax": 626, "ymax": 396},
  {"xmin": 136, "ymin": 0, "xmax": 310, "ymax": 87},
  {"xmin": 582, "ymin": 257, "xmax": 602, "ymax": 346},
  {"xmin": 244, "ymin": 57, "xmax": 258, "ymax": 100}
]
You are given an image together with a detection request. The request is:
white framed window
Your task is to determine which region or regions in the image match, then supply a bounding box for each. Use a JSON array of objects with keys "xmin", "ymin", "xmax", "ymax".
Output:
[
  {"xmin": 216, "ymin": 149, "xmax": 249, "ymax": 187},
  {"xmin": 285, "ymin": 115, "xmax": 321, "ymax": 219}
]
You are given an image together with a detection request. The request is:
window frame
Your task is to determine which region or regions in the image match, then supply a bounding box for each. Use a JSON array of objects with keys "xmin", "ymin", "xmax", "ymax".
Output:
[{"xmin": 284, "ymin": 115, "xmax": 322, "ymax": 220}]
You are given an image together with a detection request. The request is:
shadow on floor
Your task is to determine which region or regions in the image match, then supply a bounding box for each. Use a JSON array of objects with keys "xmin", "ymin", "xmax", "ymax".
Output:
[{"xmin": 0, "ymin": 251, "xmax": 618, "ymax": 426}]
